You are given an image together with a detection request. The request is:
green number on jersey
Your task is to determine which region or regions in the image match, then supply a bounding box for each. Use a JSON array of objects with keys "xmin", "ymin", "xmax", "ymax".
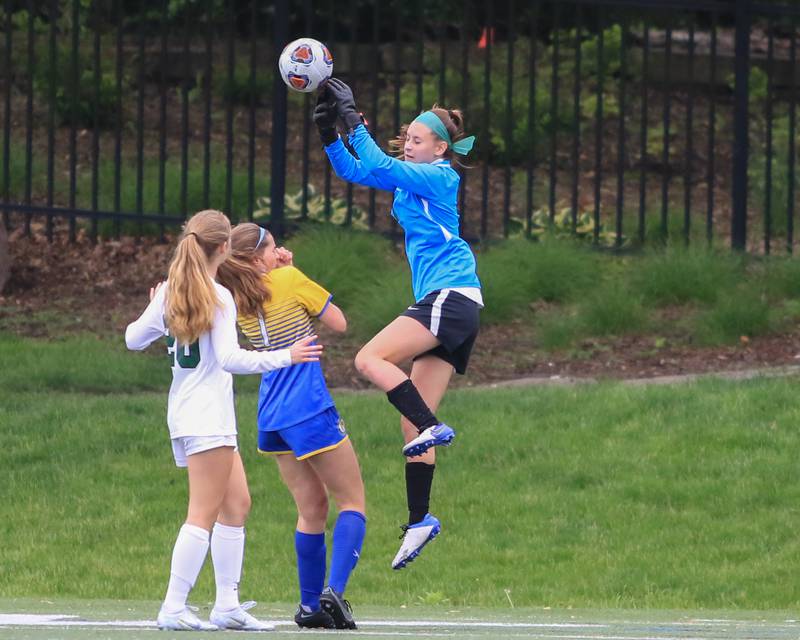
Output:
[{"xmin": 165, "ymin": 334, "xmax": 201, "ymax": 369}]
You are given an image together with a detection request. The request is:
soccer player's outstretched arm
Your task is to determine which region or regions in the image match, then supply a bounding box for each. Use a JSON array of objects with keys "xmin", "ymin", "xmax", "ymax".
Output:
[
  {"xmin": 348, "ymin": 125, "xmax": 458, "ymax": 202},
  {"xmin": 324, "ymin": 137, "xmax": 397, "ymax": 192},
  {"xmin": 314, "ymin": 88, "xmax": 396, "ymax": 192}
]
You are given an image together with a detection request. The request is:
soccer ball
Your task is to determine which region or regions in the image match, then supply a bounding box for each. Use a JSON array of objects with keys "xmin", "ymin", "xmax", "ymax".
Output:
[{"xmin": 278, "ymin": 38, "xmax": 333, "ymax": 93}]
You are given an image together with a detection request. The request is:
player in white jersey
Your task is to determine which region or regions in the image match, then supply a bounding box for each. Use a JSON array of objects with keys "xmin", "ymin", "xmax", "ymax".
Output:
[{"xmin": 125, "ymin": 209, "xmax": 323, "ymax": 632}]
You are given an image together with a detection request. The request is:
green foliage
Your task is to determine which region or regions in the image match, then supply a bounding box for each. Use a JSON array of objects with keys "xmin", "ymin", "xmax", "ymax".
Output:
[
  {"xmin": 394, "ymin": 41, "xmax": 568, "ymax": 165},
  {"xmin": 217, "ymin": 66, "xmax": 271, "ymax": 106},
  {"xmin": 10, "ymin": 9, "xmax": 48, "ymax": 33},
  {"xmin": 578, "ymin": 24, "xmax": 626, "ymax": 82},
  {"xmin": 349, "ymin": 267, "xmax": 414, "ymax": 337},
  {"xmin": 640, "ymin": 208, "xmax": 715, "ymax": 247},
  {"xmin": 693, "ymin": 288, "xmax": 773, "ymax": 346},
  {"xmin": 629, "ymin": 248, "xmax": 742, "ymax": 307},
  {"xmin": 286, "ymin": 225, "xmax": 411, "ymax": 339},
  {"xmin": 525, "ymin": 206, "xmax": 621, "ymax": 246},
  {"xmin": 470, "ymin": 238, "xmax": 800, "ymax": 349},
  {"xmin": 478, "ymin": 237, "xmax": 598, "ymax": 324},
  {"xmin": 389, "ymin": 24, "xmax": 627, "ymax": 165},
  {"xmin": 56, "ymin": 68, "xmax": 119, "ymax": 128},
  {"xmin": 728, "ymin": 66, "xmax": 769, "ymax": 103},
  {"xmin": 20, "ymin": 2, "xmax": 122, "ymax": 129},
  {"xmin": 535, "ymin": 307, "xmax": 583, "ymax": 350},
  {"xmin": 760, "ymin": 256, "xmax": 800, "ymax": 300},
  {"xmin": 33, "ymin": 42, "xmax": 121, "ymax": 129},
  {"xmin": 578, "ymin": 285, "xmax": 647, "ymax": 337},
  {"xmin": 166, "ymin": 0, "xmax": 225, "ymax": 20},
  {"xmin": 254, "ymin": 184, "xmax": 368, "ymax": 230}
]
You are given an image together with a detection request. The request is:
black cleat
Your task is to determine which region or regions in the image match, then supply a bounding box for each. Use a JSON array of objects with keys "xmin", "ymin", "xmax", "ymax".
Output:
[
  {"xmin": 320, "ymin": 586, "xmax": 357, "ymax": 630},
  {"xmin": 294, "ymin": 604, "xmax": 335, "ymax": 629}
]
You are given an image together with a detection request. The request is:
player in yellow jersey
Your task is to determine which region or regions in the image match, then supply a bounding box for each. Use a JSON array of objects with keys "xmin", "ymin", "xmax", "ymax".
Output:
[{"xmin": 217, "ymin": 223, "xmax": 365, "ymax": 630}]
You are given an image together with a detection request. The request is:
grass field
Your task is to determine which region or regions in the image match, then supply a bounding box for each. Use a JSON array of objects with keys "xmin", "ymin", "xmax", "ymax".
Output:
[
  {"xmin": 3, "ymin": 334, "xmax": 800, "ymax": 612},
  {"xmin": 2, "ymin": 598, "xmax": 800, "ymax": 639}
]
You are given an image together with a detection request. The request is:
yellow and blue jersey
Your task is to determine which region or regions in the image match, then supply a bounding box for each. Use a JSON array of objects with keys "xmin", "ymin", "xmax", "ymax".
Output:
[{"xmin": 237, "ymin": 266, "xmax": 334, "ymax": 432}]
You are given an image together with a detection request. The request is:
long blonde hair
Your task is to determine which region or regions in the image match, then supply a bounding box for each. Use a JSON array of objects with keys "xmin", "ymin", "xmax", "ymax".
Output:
[
  {"xmin": 165, "ymin": 209, "xmax": 231, "ymax": 344},
  {"xmin": 216, "ymin": 222, "xmax": 271, "ymax": 318}
]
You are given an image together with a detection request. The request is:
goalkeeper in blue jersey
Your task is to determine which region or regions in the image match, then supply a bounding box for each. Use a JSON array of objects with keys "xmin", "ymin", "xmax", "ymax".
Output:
[{"xmin": 315, "ymin": 78, "xmax": 483, "ymax": 571}]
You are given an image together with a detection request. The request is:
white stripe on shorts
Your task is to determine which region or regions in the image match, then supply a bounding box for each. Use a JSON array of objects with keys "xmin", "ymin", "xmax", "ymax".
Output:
[{"xmin": 429, "ymin": 289, "xmax": 450, "ymax": 337}]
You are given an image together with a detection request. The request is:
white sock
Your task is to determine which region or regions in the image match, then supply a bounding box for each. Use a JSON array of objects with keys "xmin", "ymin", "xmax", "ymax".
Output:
[
  {"xmin": 210, "ymin": 522, "xmax": 245, "ymax": 612},
  {"xmin": 162, "ymin": 524, "xmax": 210, "ymax": 614}
]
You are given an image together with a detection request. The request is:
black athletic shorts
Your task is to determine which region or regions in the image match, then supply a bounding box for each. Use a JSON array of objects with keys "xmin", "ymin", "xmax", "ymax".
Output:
[{"xmin": 401, "ymin": 288, "xmax": 481, "ymax": 375}]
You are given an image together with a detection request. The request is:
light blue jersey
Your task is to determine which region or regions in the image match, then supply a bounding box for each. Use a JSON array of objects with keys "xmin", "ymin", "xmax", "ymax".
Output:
[{"xmin": 325, "ymin": 125, "xmax": 481, "ymax": 302}]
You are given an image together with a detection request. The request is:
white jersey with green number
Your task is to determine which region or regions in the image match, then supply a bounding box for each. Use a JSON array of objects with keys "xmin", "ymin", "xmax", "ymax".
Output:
[{"xmin": 125, "ymin": 281, "xmax": 292, "ymax": 439}]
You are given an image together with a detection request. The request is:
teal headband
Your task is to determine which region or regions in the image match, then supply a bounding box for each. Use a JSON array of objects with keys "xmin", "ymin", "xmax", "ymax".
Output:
[{"xmin": 412, "ymin": 111, "xmax": 476, "ymax": 156}]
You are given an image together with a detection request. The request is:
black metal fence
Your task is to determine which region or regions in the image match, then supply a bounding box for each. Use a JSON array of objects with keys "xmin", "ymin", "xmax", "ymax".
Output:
[{"xmin": 0, "ymin": 0, "xmax": 798, "ymax": 252}]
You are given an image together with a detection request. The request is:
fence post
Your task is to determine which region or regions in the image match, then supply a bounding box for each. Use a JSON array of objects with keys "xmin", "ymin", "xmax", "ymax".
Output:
[
  {"xmin": 270, "ymin": 0, "xmax": 289, "ymax": 235},
  {"xmin": 731, "ymin": 0, "xmax": 751, "ymax": 251}
]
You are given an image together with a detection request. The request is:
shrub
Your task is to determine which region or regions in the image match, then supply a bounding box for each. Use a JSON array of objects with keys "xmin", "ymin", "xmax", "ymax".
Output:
[
  {"xmin": 33, "ymin": 42, "xmax": 121, "ymax": 129},
  {"xmin": 254, "ymin": 184, "xmax": 368, "ymax": 230},
  {"xmin": 535, "ymin": 307, "xmax": 583, "ymax": 350},
  {"xmin": 578, "ymin": 285, "xmax": 647, "ymax": 337},
  {"xmin": 477, "ymin": 237, "xmax": 597, "ymax": 324},
  {"xmin": 287, "ymin": 225, "xmax": 410, "ymax": 340},
  {"xmin": 693, "ymin": 288, "xmax": 773, "ymax": 345},
  {"xmin": 760, "ymin": 256, "xmax": 800, "ymax": 300},
  {"xmin": 218, "ymin": 67, "xmax": 271, "ymax": 106},
  {"xmin": 629, "ymin": 247, "xmax": 742, "ymax": 307}
]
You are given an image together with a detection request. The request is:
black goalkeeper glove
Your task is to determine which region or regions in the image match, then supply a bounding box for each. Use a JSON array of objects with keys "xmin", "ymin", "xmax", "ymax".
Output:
[
  {"xmin": 312, "ymin": 86, "xmax": 339, "ymax": 146},
  {"xmin": 326, "ymin": 77, "xmax": 364, "ymax": 133}
]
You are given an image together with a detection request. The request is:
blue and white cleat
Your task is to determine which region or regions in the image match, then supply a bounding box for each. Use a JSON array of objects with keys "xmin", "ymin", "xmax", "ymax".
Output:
[
  {"xmin": 391, "ymin": 513, "xmax": 441, "ymax": 570},
  {"xmin": 402, "ymin": 423, "xmax": 455, "ymax": 457},
  {"xmin": 156, "ymin": 606, "xmax": 219, "ymax": 631},
  {"xmin": 209, "ymin": 601, "xmax": 275, "ymax": 631}
]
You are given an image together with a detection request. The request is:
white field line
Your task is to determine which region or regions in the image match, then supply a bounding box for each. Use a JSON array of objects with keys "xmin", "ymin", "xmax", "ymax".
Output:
[
  {"xmin": 0, "ymin": 614, "xmax": 602, "ymax": 630},
  {"xmin": 0, "ymin": 613, "xmax": 797, "ymax": 639}
]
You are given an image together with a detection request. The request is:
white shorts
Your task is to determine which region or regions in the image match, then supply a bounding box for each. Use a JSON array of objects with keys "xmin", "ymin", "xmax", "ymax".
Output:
[{"xmin": 171, "ymin": 435, "xmax": 238, "ymax": 468}]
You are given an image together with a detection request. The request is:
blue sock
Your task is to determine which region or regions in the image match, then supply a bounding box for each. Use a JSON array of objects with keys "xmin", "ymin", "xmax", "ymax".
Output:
[
  {"xmin": 295, "ymin": 531, "xmax": 326, "ymax": 610},
  {"xmin": 327, "ymin": 510, "xmax": 367, "ymax": 595}
]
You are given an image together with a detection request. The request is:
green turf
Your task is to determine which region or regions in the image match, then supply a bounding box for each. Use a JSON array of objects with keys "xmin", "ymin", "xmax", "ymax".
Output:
[
  {"xmin": 1, "ymin": 598, "xmax": 800, "ymax": 640},
  {"xmin": 4, "ymin": 337, "xmax": 800, "ymax": 610}
]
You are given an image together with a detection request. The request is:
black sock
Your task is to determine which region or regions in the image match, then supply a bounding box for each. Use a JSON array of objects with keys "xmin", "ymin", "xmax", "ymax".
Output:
[
  {"xmin": 406, "ymin": 462, "xmax": 435, "ymax": 525},
  {"xmin": 386, "ymin": 379, "xmax": 439, "ymax": 433}
]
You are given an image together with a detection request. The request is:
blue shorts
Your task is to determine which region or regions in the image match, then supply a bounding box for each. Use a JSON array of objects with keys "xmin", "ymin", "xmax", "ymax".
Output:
[{"xmin": 257, "ymin": 407, "xmax": 348, "ymax": 460}]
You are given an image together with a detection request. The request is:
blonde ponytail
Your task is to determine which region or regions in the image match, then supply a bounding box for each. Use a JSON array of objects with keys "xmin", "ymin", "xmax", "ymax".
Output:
[{"xmin": 165, "ymin": 210, "xmax": 231, "ymax": 345}]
